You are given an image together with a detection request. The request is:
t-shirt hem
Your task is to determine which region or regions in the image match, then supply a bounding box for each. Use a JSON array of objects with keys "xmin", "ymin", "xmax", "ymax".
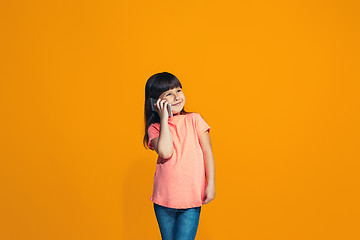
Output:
[{"xmin": 151, "ymin": 197, "xmax": 203, "ymax": 209}]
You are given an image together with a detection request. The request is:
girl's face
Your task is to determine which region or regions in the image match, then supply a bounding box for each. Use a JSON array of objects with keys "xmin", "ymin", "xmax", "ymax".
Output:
[{"xmin": 159, "ymin": 87, "xmax": 185, "ymax": 115}]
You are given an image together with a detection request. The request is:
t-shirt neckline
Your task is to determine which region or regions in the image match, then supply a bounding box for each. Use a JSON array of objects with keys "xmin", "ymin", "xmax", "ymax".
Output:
[{"xmin": 168, "ymin": 114, "xmax": 186, "ymax": 122}]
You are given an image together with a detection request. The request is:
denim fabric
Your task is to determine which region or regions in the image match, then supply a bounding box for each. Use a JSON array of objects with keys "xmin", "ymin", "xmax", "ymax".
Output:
[{"xmin": 153, "ymin": 203, "xmax": 201, "ymax": 240}]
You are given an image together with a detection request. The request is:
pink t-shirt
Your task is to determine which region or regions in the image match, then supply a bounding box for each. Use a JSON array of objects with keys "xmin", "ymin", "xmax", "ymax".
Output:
[{"xmin": 147, "ymin": 112, "xmax": 211, "ymax": 209}]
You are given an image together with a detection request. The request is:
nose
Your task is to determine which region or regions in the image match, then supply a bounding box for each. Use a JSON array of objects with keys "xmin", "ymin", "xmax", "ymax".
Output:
[{"xmin": 174, "ymin": 93, "xmax": 180, "ymax": 101}]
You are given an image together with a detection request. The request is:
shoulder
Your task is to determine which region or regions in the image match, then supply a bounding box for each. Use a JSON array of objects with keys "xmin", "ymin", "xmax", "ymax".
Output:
[
  {"xmin": 184, "ymin": 112, "xmax": 208, "ymax": 123},
  {"xmin": 190, "ymin": 112, "xmax": 206, "ymax": 123},
  {"xmin": 186, "ymin": 112, "xmax": 200, "ymax": 120},
  {"xmin": 148, "ymin": 122, "xmax": 160, "ymax": 132},
  {"xmin": 150, "ymin": 122, "xmax": 160, "ymax": 127}
]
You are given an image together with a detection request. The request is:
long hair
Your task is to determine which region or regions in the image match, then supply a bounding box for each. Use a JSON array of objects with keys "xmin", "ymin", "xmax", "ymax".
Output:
[{"xmin": 143, "ymin": 72, "xmax": 192, "ymax": 150}]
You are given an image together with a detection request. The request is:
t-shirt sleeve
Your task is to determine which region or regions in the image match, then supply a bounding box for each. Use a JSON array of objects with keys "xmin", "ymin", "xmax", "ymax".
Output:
[
  {"xmin": 195, "ymin": 113, "xmax": 210, "ymax": 137},
  {"xmin": 147, "ymin": 123, "xmax": 160, "ymax": 150}
]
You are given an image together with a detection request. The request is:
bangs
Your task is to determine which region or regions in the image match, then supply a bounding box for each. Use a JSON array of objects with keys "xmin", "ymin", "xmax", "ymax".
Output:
[{"xmin": 149, "ymin": 72, "xmax": 182, "ymax": 98}]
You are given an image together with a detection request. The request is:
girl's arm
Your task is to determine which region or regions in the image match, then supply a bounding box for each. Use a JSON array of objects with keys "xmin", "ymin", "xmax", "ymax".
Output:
[
  {"xmin": 199, "ymin": 131, "xmax": 215, "ymax": 186},
  {"xmin": 155, "ymin": 118, "xmax": 174, "ymax": 159}
]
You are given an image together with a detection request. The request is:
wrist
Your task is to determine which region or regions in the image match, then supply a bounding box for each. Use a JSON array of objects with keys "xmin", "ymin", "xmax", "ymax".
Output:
[{"xmin": 160, "ymin": 118, "xmax": 169, "ymax": 124}]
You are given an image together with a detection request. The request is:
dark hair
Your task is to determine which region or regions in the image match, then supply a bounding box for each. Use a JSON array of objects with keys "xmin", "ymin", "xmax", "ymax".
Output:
[{"xmin": 143, "ymin": 72, "xmax": 192, "ymax": 150}]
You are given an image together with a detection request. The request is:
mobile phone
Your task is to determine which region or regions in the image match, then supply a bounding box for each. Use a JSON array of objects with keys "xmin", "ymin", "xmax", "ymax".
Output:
[{"xmin": 150, "ymin": 98, "xmax": 173, "ymax": 117}]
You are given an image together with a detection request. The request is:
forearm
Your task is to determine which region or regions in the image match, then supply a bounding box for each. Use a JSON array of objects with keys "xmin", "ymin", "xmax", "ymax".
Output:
[
  {"xmin": 157, "ymin": 119, "xmax": 174, "ymax": 159},
  {"xmin": 204, "ymin": 152, "xmax": 215, "ymax": 186}
]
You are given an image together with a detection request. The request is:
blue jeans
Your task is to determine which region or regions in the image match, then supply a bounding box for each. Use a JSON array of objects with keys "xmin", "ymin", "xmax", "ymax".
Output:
[{"xmin": 153, "ymin": 203, "xmax": 201, "ymax": 240}]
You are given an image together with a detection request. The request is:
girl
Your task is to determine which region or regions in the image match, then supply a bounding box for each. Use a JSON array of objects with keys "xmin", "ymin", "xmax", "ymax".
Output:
[{"xmin": 143, "ymin": 72, "xmax": 216, "ymax": 240}]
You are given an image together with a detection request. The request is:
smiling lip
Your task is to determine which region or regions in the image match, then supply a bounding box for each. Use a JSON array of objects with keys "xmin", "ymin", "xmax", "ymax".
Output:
[{"xmin": 172, "ymin": 102, "xmax": 182, "ymax": 106}]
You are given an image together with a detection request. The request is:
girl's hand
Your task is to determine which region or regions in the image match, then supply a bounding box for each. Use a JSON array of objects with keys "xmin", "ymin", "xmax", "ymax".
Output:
[
  {"xmin": 155, "ymin": 98, "xmax": 170, "ymax": 121},
  {"xmin": 202, "ymin": 183, "xmax": 215, "ymax": 205}
]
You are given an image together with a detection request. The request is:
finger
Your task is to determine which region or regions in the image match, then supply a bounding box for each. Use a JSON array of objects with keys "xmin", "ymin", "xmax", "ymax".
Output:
[
  {"xmin": 161, "ymin": 100, "xmax": 169, "ymax": 110},
  {"xmin": 158, "ymin": 99, "xmax": 164, "ymax": 109},
  {"xmin": 156, "ymin": 99, "xmax": 161, "ymax": 110},
  {"xmin": 163, "ymin": 101, "xmax": 169, "ymax": 110}
]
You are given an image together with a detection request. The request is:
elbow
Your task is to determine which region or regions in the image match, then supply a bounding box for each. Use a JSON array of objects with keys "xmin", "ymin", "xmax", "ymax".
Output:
[
  {"xmin": 159, "ymin": 149, "xmax": 174, "ymax": 159},
  {"xmin": 157, "ymin": 142, "xmax": 174, "ymax": 159}
]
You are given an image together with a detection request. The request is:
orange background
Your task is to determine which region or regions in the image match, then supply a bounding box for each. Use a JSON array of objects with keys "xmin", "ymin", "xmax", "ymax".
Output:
[{"xmin": 1, "ymin": 0, "xmax": 359, "ymax": 239}]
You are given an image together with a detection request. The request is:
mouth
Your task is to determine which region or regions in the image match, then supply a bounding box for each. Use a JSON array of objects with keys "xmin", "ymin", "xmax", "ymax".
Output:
[{"xmin": 172, "ymin": 101, "xmax": 182, "ymax": 106}]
